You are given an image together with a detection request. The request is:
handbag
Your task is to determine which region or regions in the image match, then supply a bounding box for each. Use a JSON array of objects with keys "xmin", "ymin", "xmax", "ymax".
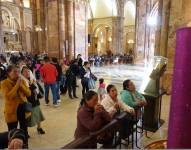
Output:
[
  {"xmin": 37, "ymin": 82, "xmax": 44, "ymax": 99},
  {"xmin": 88, "ymin": 78, "xmax": 96, "ymax": 89},
  {"xmin": 22, "ymin": 101, "xmax": 32, "ymax": 112}
]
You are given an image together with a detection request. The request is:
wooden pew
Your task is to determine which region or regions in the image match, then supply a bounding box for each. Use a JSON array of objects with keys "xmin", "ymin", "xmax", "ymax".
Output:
[
  {"xmin": 62, "ymin": 112, "xmax": 129, "ymax": 149},
  {"xmin": 62, "ymin": 136, "xmax": 94, "ymax": 149}
]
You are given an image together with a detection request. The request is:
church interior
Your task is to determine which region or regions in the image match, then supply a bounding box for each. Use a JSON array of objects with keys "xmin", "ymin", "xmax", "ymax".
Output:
[{"xmin": 0, "ymin": 0, "xmax": 191, "ymax": 149}]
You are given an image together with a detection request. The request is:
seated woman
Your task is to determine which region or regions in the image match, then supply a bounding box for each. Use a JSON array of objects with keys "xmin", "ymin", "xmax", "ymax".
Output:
[
  {"xmin": 101, "ymin": 84, "xmax": 134, "ymax": 118},
  {"xmin": 120, "ymin": 80, "xmax": 147, "ymax": 108},
  {"xmin": 75, "ymin": 91, "xmax": 111, "ymax": 139}
]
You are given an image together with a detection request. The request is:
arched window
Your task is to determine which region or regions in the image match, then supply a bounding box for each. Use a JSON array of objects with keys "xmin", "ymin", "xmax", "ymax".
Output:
[
  {"xmin": 124, "ymin": 0, "xmax": 136, "ymax": 26},
  {"xmin": 89, "ymin": 0, "xmax": 117, "ymax": 18},
  {"xmin": 23, "ymin": 0, "xmax": 30, "ymax": 8}
]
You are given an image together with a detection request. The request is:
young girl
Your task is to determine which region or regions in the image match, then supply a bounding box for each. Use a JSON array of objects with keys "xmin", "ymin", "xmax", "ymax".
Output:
[{"xmin": 97, "ymin": 78, "xmax": 107, "ymax": 101}]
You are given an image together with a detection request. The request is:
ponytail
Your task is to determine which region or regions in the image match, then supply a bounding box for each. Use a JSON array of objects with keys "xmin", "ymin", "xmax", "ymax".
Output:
[
  {"xmin": 80, "ymin": 98, "xmax": 86, "ymax": 106},
  {"xmin": 80, "ymin": 90, "xmax": 97, "ymax": 106}
]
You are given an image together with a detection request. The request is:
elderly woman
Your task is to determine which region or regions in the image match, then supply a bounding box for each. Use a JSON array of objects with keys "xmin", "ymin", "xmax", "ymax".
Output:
[
  {"xmin": 120, "ymin": 80, "xmax": 147, "ymax": 108},
  {"xmin": 75, "ymin": 90, "xmax": 111, "ymax": 139},
  {"xmin": 21, "ymin": 66, "xmax": 45, "ymax": 135},
  {"xmin": 101, "ymin": 84, "xmax": 134, "ymax": 118},
  {"xmin": 1, "ymin": 65, "xmax": 31, "ymax": 146}
]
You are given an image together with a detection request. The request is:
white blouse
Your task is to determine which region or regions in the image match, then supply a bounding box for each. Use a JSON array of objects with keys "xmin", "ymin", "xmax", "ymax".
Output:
[{"xmin": 101, "ymin": 94, "xmax": 134, "ymax": 117}]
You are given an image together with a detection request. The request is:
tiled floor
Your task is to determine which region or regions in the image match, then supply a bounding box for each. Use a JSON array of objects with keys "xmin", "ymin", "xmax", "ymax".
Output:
[{"xmin": 0, "ymin": 64, "xmax": 170, "ymax": 148}]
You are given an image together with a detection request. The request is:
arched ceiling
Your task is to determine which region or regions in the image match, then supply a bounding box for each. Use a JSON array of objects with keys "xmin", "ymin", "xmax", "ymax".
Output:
[
  {"xmin": 89, "ymin": 0, "xmax": 118, "ymax": 18},
  {"xmin": 88, "ymin": 0, "xmax": 136, "ymax": 26},
  {"xmin": 124, "ymin": 0, "xmax": 136, "ymax": 26}
]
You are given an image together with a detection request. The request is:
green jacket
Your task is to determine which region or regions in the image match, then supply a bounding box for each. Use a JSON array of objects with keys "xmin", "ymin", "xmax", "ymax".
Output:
[{"xmin": 120, "ymin": 90, "xmax": 145, "ymax": 108}]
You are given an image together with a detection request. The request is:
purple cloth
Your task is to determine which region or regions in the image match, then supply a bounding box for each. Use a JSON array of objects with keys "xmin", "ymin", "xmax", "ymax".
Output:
[{"xmin": 168, "ymin": 27, "xmax": 191, "ymax": 148}]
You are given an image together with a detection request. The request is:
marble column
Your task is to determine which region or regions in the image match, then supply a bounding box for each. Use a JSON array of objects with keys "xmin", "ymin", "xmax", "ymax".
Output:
[
  {"xmin": 30, "ymin": 0, "xmax": 38, "ymax": 53},
  {"xmin": 105, "ymin": 26, "xmax": 109, "ymax": 50},
  {"xmin": 113, "ymin": 0, "xmax": 124, "ymax": 54},
  {"xmin": 58, "ymin": 0, "xmax": 66, "ymax": 58},
  {"xmin": 39, "ymin": 0, "xmax": 46, "ymax": 53},
  {"xmin": 19, "ymin": 0, "xmax": 27, "ymax": 51},
  {"xmin": 154, "ymin": 0, "xmax": 163, "ymax": 56},
  {"xmin": 66, "ymin": 0, "xmax": 74, "ymax": 60},
  {"xmin": 135, "ymin": 0, "xmax": 148, "ymax": 59},
  {"xmin": 0, "ymin": 2, "xmax": 4, "ymax": 52},
  {"xmin": 46, "ymin": 0, "xmax": 59, "ymax": 57},
  {"xmin": 159, "ymin": 0, "xmax": 171, "ymax": 57},
  {"xmin": 112, "ymin": 17, "xmax": 120, "ymax": 54}
]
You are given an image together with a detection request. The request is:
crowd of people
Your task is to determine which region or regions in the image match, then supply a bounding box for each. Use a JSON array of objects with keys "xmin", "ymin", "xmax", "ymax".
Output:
[
  {"xmin": 0, "ymin": 52, "xmax": 146, "ymax": 149},
  {"xmin": 88, "ymin": 53, "xmax": 134, "ymax": 67}
]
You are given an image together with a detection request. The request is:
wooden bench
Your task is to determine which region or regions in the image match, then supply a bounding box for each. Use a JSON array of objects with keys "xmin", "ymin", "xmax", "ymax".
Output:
[{"xmin": 62, "ymin": 112, "xmax": 130, "ymax": 149}]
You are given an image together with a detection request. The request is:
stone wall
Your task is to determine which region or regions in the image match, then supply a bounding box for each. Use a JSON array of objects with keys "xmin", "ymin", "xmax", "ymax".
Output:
[{"xmin": 167, "ymin": 0, "xmax": 191, "ymax": 70}]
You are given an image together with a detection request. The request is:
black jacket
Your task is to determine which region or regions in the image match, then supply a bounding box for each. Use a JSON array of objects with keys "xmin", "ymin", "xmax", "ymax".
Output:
[
  {"xmin": 27, "ymin": 83, "xmax": 40, "ymax": 107},
  {"xmin": 52, "ymin": 63, "xmax": 62, "ymax": 81},
  {"xmin": 70, "ymin": 64, "xmax": 79, "ymax": 76},
  {"xmin": 78, "ymin": 58, "xmax": 83, "ymax": 67},
  {"xmin": 66, "ymin": 68, "xmax": 76, "ymax": 85}
]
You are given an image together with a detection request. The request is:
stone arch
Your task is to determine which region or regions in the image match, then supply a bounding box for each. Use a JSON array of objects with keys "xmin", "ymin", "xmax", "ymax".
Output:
[
  {"xmin": 92, "ymin": 24, "xmax": 112, "ymax": 55},
  {"xmin": 1, "ymin": 6, "xmax": 12, "ymax": 18},
  {"xmin": 1, "ymin": 6, "xmax": 21, "ymax": 31},
  {"xmin": 93, "ymin": 24, "xmax": 112, "ymax": 36}
]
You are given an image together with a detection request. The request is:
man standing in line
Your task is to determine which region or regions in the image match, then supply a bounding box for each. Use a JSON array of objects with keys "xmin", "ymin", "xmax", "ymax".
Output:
[{"xmin": 40, "ymin": 56, "xmax": 58, "ymax": 107}]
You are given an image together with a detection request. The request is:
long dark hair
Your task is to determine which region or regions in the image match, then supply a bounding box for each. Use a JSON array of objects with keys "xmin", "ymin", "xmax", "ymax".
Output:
[
  {"xmin": 123, "ymin": 79, "xmax": 131, "ymax": 90},
  {"xmin": 80, "ymin": 90, "xmax": 97, "ymax": 106},
  {"xmin": 106, "ymin": 84, "xmax": 115, "ymax": 93}
]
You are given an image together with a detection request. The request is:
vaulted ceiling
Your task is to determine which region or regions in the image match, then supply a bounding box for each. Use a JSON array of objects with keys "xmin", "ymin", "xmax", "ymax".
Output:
[
  {"xmin": 89, "ymin": 0, "xmax": 118, "ymax": 18},
  {"xmin": 88, "ymin": 0, "xmax": 136, "ymax": 26}
]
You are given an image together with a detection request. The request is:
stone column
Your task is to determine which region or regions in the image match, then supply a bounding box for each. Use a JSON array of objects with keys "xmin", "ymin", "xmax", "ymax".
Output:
[
  {"xmin": 58, "ymin": 0, "xmax": 66, "ymax": 58},
  {"xmin": 135, "ymin": 0, "xmax": 148, "ymax": 59},
  {"xmin": 20, "ymin": 0, "xmax": 27, "ymax": 51},
  {"xmin": 115, "ymin": 0, "xmax": 125, "ymax": 54},
  {"xmin": 154, "ymin": 0, "xmax": 163, "ymax": 56},
  {"xmin": 0, "ymin": 1, "xmax": 4, "ymax": 52},
  {"xmin": 167, "ymin": 0, "xmax": 183, "ymax": 70},
  {"xmin": 105, "ymin": 26, "xmax": 109, "ymax": 50},
  {"xmin": 39, "ymin": 0, "xmax": 46, "ymax": 53},
  {"xmin": 66, "ymin": 0, "xmax": 74, "ymax": 60},
  {"xmin": 30, "ymin": 0, "xmax": 38, "ymax": 53},
  {"xmin": 159, "ymin": 0, "xmax": 171, "ymax": 57}
]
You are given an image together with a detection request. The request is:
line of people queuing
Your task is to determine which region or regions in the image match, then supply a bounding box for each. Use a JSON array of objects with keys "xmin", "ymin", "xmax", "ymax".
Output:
[
  {"xmin": 0, "ymin": 53, "xmax": 86, "ymax": 149},
  {"xmin": 0, "ymin": 52, "xmax": 146, "ymax": 149}
]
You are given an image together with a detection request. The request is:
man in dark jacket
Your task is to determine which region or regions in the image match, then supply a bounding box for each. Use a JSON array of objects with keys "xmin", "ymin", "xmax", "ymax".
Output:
[
  {"xmin": 52, "ymin": 57, "xmax": 63, "ymax": 103},
  {"xmin": 65, "ymin": 60, "xmax": 79, "ymax": 99},
  {"xmin": 77, "ymin": 54, "xmax": 83, "ymax": 67}
]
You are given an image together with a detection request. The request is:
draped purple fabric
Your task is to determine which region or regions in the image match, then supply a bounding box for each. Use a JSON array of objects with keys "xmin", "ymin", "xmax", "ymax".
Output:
[{"xmin": 168, "ymin": 27, "xmax": 191, "ymax": 148}]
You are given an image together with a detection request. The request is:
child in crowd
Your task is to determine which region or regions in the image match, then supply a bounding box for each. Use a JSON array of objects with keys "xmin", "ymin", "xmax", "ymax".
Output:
[{"xmin": 97, "ymin": 78, "xmax": 106, "ymax": 102}]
